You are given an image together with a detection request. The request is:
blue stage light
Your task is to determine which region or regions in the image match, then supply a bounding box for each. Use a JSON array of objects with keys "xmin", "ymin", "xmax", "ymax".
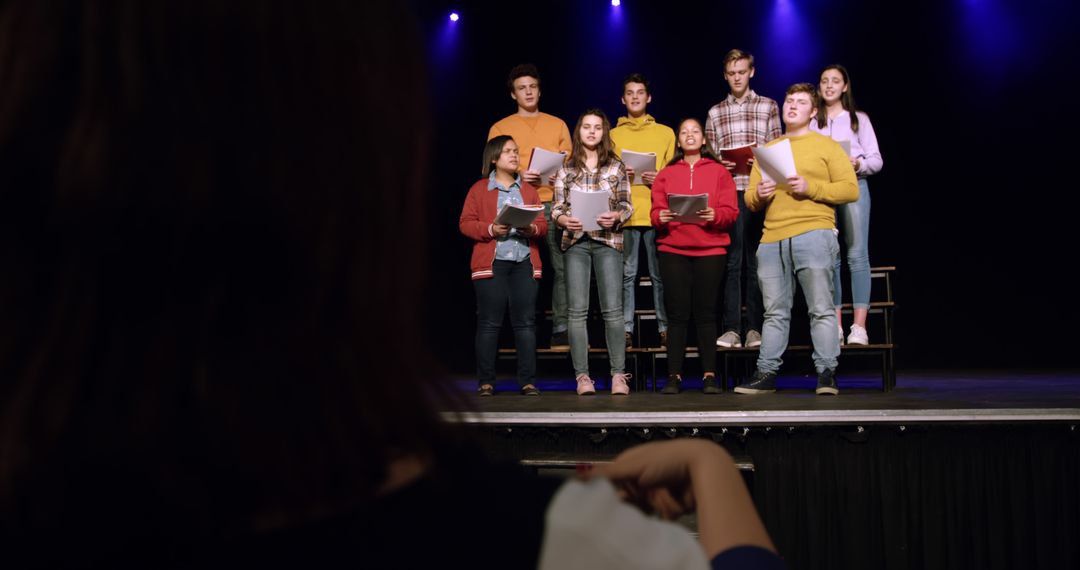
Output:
[
  {"xmin": 611, "ymin": 0, "xmax": 621, "ymax": 6},
  {"xmin": 449, "ymin": 12, "xmax": 459, "ymax": 22}
]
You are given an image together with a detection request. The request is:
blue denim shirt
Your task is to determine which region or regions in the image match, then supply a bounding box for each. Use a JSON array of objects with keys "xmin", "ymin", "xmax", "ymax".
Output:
[{"xmin": 489, "ymin": 172, "xmax": 531, "ymax": 262}]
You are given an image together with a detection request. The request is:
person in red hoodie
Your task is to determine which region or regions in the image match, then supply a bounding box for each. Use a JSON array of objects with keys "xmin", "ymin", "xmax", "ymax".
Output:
[
  {"xmin": 651, "ymin": 119, "xmax": 739, "ymax": 395},
  {"xmin": 459, "ymin": 136, "xmax": 547, "ymax": 396}
]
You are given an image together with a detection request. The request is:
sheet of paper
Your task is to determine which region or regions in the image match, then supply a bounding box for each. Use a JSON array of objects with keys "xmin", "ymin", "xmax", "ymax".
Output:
[
  {"xmin": 494, "ymin": 203, "xmax": 544, "ymax": 228},
  {"xmin": 751, "ymin": 138, "xmax": 797, "ymax": 184},
  {"xmin": 570, "ymin": 189, "xmax": 612, "ymax": 232},
  {"xmin": 528, "ymin": 147, "xmax": 567, "ymax": 183},
  {"xmin": 620, "ymin": 149, "xmax": 657, "ymax": 184},
  {"xmin": 837, "ymin": 139, "xmax": 851, "ymax": 155},
  {"xmin": 667, "ymin": 193, "xmax": 708, "ymax": 224}
]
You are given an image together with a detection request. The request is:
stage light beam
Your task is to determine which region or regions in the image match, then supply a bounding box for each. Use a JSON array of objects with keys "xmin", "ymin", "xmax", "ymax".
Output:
[{"xmin": 449, "ymin": 12, "xmax": 459, "ymax": 22}]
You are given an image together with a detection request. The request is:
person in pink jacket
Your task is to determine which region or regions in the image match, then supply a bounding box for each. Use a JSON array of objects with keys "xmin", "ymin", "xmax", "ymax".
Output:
[
  {"xmin": 459, "ymin": 136, "xmax": 547, "ymax": 396},
  {"xmin": 651, "ymin": 119, "xmax": 739, "ymax": 395}
]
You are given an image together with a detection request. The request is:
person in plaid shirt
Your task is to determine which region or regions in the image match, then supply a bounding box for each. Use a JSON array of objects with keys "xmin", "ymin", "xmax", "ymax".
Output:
[
  {"xmin": 551, "ymin": 109, "xmax": 634, "ymax": 396},
  {"xmin": 705, "ymin": 49, "xmax": 781, "ymax": 352}
]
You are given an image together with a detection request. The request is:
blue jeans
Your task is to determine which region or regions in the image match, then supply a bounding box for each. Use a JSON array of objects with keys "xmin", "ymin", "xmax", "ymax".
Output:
[
  {"xmin": 474, "ymin": 259, "xmax": 538, "ymax": 387},
  {"xmin": 565, "ymin": 238, "xmax": 625, "ymax": 377},
  {"xmin": 834, "ymin": 178, "xmax": 871, "ymax": 309},
  {"xmin": 756, "ymin": 229, "xmax": 840, "ymax": 374},
  {"xmin": 543, "ymin": 202, "xmax": 568, "ymax": 334},
  {"xmin": 722, "ymin": 192, "xmax": 764, "ymax": 334},
  {"xmin": 622, "ymin": 226, "xmax": 666, "ymax": 334}
]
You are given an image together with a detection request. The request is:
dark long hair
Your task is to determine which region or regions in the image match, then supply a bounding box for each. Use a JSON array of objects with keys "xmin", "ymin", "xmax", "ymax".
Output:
[
  {"xmin": 815, "ymin": 63, "xmax": 861, "ymax": 133},
  {"xmin": 567, "ymin": 108, "xmax": 618, "ymax": 173},
  {"xmin": 667, "ymin": 118, "xmax": 721, "ymax": 167},
  {"xmin": 0, "ymin": 0, "xmax": 456, "ymax": 550},
  {"xmin": 482, "ymin": 135, "xmax": 514, "ymax": 177}
]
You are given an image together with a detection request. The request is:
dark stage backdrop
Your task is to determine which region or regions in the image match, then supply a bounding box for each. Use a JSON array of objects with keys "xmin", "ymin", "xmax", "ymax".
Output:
[{"xmin": 414, "ymin": 0, "xmax": 1077, "ymax": 373}]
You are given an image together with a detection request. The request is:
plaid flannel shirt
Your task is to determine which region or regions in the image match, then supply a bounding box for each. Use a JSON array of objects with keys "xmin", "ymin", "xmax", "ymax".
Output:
[
  {"xmin": 705, "ymin": 90, "xmax": 782, "ymax": 192},
  {"xmin": 550, "ymin": 159, "xmax": 633, "ymax": 252}
]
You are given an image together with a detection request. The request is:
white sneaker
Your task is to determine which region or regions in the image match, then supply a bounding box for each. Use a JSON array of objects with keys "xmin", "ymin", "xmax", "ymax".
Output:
[
  {"xmin": 576, "ymin": 374, "xmax": 596, "ymax": 395},
  {"xmin": 716, "ymin": 330, "xmax": 742, "ymax": 348},
  {"xmin": 847, "ymin": 324, "xmax": 869, "ymax": 345},
  {"xmin": 611, "ymin": 373, "xmax": 631, "ymax": 395},
  {"xmin": 744, "ymin": 330, "xmax": 762, "ymax": 348},
  {"xmin": 837, "ymin": 325, "xmax": 845, "ymax": 345}
]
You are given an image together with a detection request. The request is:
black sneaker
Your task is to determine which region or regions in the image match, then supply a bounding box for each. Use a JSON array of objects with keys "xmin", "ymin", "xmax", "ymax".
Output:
[
  {"xmin": 815, "ymin": 369, "xmax": 839, "ymax": 395},
  {"xmin": 660, "ymin": 374, "xmax": 682, "ymax": 395},
  {"xmin": 733, "ymin": 370, "xmax": 777, "ymax": 394},
  {"xmin": 520, "ymin": 384, "xmax": 541, "ymax": 396},
  {"xmin": 702, "ymin": 375, "xmax": 721, "ymax": 394},
  {"xmin": 550, "ymin": 330, "xmax": 569, "ymax": 350}
]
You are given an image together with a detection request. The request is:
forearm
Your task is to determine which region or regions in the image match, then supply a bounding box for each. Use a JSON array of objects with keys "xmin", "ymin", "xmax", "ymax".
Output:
[{"xmin": 690, "ymin": 445, "xmax": 776, "ymax": 559}]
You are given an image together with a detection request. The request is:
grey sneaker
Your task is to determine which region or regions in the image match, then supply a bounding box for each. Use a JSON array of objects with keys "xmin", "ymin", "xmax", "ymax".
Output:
[
  {"xmin": 733, "ymin": 370, "xmax": 777, "ymax": 394},
  {"xmin": 702, "ymin": 375, "xmax": 721, "ymax": 394},
  {"xmin": 744, "ymin": 330, "xmax": 762, "ymax": 348},
  {"xmin": 716, "ymin": 330, "xmax": 742, "ymax": 348},
  {"xmin": 815, "ymin": 369, "xmax": 839, "ymax": 395}
]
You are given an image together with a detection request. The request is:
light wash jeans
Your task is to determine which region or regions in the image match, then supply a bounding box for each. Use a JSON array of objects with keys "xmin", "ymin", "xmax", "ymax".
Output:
[
  {"xmin": 622, "ymin": 226, "xmax": 666, "ymax": 334},
  {"xmin": 544, "ymin": 202, "xmax": 568, "ymax": 334},
  {"xmin": 834, "ymin": 178, "xmax": 871, "ymax": 309},
  {"xmin": 564, "ymin": 237, "xmax": 625, "ymax": 377},
  {"xmin": 756, "ymin": 229, "xmax": 840, "ymax": 374}
]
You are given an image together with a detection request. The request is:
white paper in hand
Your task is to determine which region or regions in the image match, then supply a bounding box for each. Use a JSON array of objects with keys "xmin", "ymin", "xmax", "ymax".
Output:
[
  {"xmin": 751, "ymin": 139, "xmax": 797, "ymax": 184},
  {"xmin": 495, "ymin": 203, "xmax": 544, "ymax": 228},
  {"xmin": 620, "ymin": 150, "xmax": 657, "ymax": 185},
  {"xmin": 528, "ymin": 148, "xmax": 567, "ymax": 183},
  {"xmin": 667, "ymin": 193, "xmax": 708, "ymax": 224},
  {"xmin": 570, "ymin": 189, "xmax": 612, "ymax": 232},
  {"xmin": 837, "ymin": 139, "xmax": 851, "ymax": 156}
]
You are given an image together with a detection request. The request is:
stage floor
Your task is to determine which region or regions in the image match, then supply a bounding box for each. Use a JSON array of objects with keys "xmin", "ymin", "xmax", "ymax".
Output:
[{"xmin": 443, "ymin": 369, "xmax": 1080, "ymax": 425}]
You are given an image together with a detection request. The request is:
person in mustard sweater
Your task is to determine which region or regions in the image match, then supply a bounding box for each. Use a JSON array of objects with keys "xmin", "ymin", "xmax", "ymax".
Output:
[
  {"xmin": 488, "ymin": 64, "xmax": 573, "ymax": 350},
  {"xmin": 734, "ymin": 83, "xmax": 858, "ymax": 396},
  {"xmin": 610, "ymin": 73, "xmax": 675, "ymax": 350},
  {"xmin": 650, "ymin": 118, "xmax": 739, "ymax": 395},
  {"xmin": 459, "ymin": 136, "xmax": 547, "ymax": 396}
]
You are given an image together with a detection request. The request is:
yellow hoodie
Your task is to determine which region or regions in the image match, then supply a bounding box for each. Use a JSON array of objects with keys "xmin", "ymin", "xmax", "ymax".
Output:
[{"xmin": 610, "ymin": 114, "xmax": 676, "ymax": 227}]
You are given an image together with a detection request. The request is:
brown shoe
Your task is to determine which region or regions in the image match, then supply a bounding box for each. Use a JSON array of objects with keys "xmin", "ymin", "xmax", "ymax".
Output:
[
  {"xmin": 625, "ymin": 331, "xmax": 633, "ymax": 348},
  {"xmin": 659, "ymin": 330, "xmax": 668, "ymax": 347}
]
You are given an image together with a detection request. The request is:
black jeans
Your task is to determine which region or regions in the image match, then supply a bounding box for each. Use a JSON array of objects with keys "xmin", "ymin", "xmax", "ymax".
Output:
[
  {"xmin": 474, "ymin": 258, "xmax": 537, "ymax": 387},
  {"xmin": 722, "ymin": 192, "xmax": 764, "ymax": 334},
  {"xmin": 659, "ymin": 252, "xmax": 726, "ymax": 376}
]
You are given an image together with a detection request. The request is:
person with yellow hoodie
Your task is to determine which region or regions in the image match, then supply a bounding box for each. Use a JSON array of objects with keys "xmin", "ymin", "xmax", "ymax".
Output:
[
  {"xmin": 610, "ymin": 73, "xmax": 675, "ymax": 349},
  {"xmin": 734, "ymin": 83, "xmax": 858, "ymax": 397}
]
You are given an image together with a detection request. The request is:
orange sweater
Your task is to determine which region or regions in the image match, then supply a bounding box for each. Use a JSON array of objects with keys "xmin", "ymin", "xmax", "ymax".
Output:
[{"xmin": 488, "ymin": 112, "xmax": 571, "ymax": 202}]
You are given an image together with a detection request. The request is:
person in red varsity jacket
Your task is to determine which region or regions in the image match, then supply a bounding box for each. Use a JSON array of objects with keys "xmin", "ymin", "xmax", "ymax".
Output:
[
  {"xmin": 459, "ymin": 135, "xmax": 547, "ymax": 396},
  {"xmin": 651, "ymin": 118, "xmax": 739, "ymax": 395}
]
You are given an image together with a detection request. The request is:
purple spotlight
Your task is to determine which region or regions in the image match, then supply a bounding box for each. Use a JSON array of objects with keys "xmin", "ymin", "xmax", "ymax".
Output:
[
  {"xmin": 611, "ymin": 0, "xmax": 621, "ymax": 6},
  {"xmin": 449, "ymin": 12, "xmax": 459, "ymax": 22}
]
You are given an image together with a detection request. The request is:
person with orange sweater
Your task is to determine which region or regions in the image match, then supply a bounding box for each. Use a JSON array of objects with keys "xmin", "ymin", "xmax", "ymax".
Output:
[
  {"xmin": 488, "ymin": 64, "xmax": 573, "ymax": 349},
  {"xmin": 460, "ymin": 136, "xmax": 547, "ymax": 396},
  {"xmin": 650, "ymin": 119, "xmax": 739, "ymax": 395}
]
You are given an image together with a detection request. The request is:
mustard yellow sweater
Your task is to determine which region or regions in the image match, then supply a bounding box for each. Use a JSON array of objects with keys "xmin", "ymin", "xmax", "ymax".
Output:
[
  {"xmin": 745, "ymin": 132, "xmax": 858, "ymax": 243},
  {"xmin": 488, "ymin": 112, "xmax": 572, "ymax": 202}
]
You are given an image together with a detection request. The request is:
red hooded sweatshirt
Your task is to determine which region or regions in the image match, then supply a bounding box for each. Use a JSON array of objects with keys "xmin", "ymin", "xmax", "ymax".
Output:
[{"xmin": 650, "ymin": 157, "xmax": 738, "ymax": 256}]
